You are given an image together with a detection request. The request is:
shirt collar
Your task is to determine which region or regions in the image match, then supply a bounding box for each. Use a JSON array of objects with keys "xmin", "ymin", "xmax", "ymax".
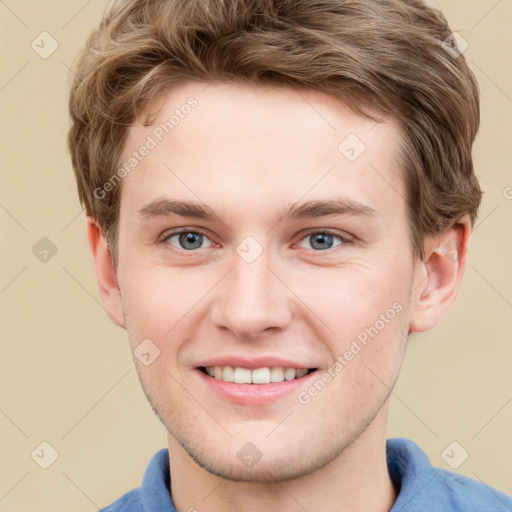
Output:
[{"xmin": 140, "ymin": 438, "xmax": 440, "ymax": 512}]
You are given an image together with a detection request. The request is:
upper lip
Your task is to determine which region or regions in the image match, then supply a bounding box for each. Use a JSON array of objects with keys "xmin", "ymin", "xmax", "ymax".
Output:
[{"xmin": 195, "ymin": 356, "xmax": 318, "ymax": 370}]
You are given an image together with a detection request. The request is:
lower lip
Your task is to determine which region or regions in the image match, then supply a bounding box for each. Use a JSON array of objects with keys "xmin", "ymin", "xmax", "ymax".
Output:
[{"xmin": 196, "ymin": 369, "xmax": 318, "ymax": 405}]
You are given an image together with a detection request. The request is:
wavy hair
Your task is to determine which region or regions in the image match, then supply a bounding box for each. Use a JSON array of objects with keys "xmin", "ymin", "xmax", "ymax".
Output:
[{"xmin": 68, "ymin": 0, "xmax": 481, "ymax": 263}]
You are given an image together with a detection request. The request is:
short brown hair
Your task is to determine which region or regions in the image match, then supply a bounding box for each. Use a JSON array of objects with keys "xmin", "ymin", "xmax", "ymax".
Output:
[{"xmin": 68, "ymin": 0, "xmax": 481, "ymax": 264}]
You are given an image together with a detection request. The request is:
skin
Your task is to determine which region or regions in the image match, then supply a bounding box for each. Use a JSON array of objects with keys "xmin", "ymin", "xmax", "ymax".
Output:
[{"xmin": 87, "ymin": 81, "xmax": 471, "ymax": 512}]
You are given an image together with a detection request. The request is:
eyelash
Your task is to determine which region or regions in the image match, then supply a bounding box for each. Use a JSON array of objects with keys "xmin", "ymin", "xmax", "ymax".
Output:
[
  {"xmin": 296, "ymin": 229, "xmax": 352, "ymax": 253},
  {"xmin": 160, "ymin": 228, "xmax": 352, "ymax": 254}
]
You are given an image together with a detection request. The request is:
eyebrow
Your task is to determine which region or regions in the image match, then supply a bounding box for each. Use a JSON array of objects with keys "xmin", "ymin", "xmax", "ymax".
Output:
[
  {"xmin": 277, "ymin": 197, "xmax": 378, "ymax": 222},
  {"xmin": 138, "ymin": 198, "xmax": 221, "ymax": 220},
  {"xmin": 138, "ymin": 197, "xmax": 378, "ymax": 223}
]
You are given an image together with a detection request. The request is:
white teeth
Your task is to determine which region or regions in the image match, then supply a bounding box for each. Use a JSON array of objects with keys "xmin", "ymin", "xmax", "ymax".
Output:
[
  {"xmin": 222, "ymin": 365, "xmax": 234, "ymax": 382},
  {"xmin": 252, "ymin": 367, "xmax": 271, "ymax": 384},
  {"xmin": 284, "ymin": 368, "xmax": 296, "ymax": 381},
  {"xmin": 270, "ymin": 367, "xmax": 284, "ymax": 383},
  {"xmin": 204, "ymin": 366, "xmax": 312, "ymax": 384},
  {"xmin": 234, "ymin": 367, "xmax": 252, "ymax": 384}
]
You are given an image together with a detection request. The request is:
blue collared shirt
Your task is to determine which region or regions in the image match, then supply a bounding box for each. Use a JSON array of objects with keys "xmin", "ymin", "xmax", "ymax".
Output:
[{"xmin": 101, "ymin": 438, "xmax": 512, "ymax": 511}]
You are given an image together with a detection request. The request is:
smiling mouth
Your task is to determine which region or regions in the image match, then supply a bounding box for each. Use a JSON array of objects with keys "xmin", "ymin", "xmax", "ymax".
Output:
[{"xmin": 199, "ymin": 366, "xmax": 317, "ymax": 384}]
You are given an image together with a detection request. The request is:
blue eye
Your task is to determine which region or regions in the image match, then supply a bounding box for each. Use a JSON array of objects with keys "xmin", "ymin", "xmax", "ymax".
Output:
[
  {"xmin": 162, "ymin": 229, "xmax": 347, "ymax": 253},
  {"xmin": 165, "ymin": 231, "xmax": 212, "ymax": 250},
  {"xmin": 298, "ymin": 231, "xmax": 344, "ymax": 251}
]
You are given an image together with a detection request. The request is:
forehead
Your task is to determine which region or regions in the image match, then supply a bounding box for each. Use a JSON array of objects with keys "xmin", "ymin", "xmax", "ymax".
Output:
[{"xmin": 121, "ymin": 81, "xmax": 405, "ymax": 225}]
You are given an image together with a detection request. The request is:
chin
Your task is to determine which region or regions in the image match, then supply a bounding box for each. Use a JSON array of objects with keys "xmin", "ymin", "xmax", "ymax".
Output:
[
  {"xmin": 177, "ymin": 439, "xmax": 339, "ymax": 483},
  {"xmin": 163, "ymin": 411, "xmax": 377, "ymax": 484},
  {"xmin": 138, "ymin": 364, "xmax": 394, "ymax": 483}
]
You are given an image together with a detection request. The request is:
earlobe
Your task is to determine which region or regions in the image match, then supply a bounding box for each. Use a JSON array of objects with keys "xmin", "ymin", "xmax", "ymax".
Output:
[
  {"xmin": 85, "ymin": 217, "xmax": 126, "ymax": 328},
  {"xmin": 409, "ymin": 216, "xmax": 471, "ymax": 334}
]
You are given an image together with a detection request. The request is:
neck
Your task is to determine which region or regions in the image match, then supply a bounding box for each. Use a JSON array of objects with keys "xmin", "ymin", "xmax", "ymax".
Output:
[{"xmin": 167, "ymin": 404, "xmax": 397, "ymax": 512}]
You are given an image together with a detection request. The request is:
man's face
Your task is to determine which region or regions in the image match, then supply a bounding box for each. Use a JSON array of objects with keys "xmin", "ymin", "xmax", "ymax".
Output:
[{"xmin": 115, "ymin": 82, "xmax": 416, "ymax": 481}]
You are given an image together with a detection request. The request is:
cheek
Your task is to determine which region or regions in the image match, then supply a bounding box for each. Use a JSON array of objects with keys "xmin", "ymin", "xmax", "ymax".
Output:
[
  {"xmin": 119, "ymin": 242, "xmax": 413, "ymax": 356},
  {"xmin": 286, "ymin": 253, "xmax": 413, "ymax": 343},
  {"xmin": 119, "ymin": 259, "xmax": 218, "ymax": 343},
  {"xmin": 287, "ymin": 254, "xmax": 412, "ymax": 400}
]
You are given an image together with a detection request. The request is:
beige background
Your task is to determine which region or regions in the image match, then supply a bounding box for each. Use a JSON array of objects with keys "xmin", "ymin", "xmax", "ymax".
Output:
[{"xmin": 0, "ymin": 0, "xmax": 511, "ymax": 510}]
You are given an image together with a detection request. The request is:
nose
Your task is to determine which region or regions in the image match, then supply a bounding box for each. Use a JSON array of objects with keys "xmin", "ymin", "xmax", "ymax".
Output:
[{"xmin": 209, "ymin": 251, "xmax": 294, "ymax": 341}]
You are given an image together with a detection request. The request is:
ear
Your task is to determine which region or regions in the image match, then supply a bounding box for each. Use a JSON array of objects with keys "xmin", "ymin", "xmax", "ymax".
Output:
[
  {"xmin": 85, "ymin": 217, "xmax": 126, "ymax": 328},
  {"xmin": 409, "ymin": 215, "xmax": 471, "ymax": 333}
]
